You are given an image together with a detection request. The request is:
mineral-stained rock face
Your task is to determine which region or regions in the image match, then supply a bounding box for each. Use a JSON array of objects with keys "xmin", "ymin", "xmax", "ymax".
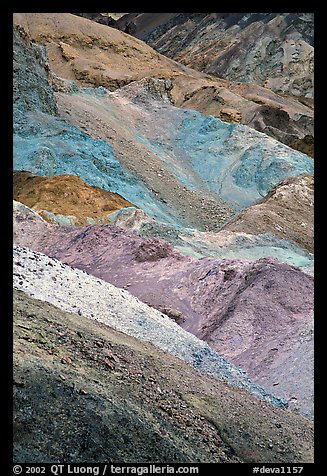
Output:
[
  {"xmin": 222, "ymin": 175, "xmax": 314, "ymax": 253},
  {"xmin": 120, "ymin": 13, "xmax": 314, "ymax": 98},
  {"xmin": 169, "ymin": 76, "xmax": 314, "ymax": 154},
  {"xmin": 15, "ymin": 30, "xmax": 313, "ymax": 232},
  {"xmin": 71, "ymin": 13, "xmax": 125, "ymax": 27},
  {"xmin": 219, "ymin": 108, "xmax": 242, "ymax": 123},
  {"xmin": 56, "ymin": 79, "xmax": 314, "ymax": 216},
  {"xmin": 12, "ymin": 12, "xmax": 193, "ymax": 90},
  {"xmin": 13, "ymin": 26, "xmax": 179, "ymax": 228},
  {"xmin": 13, "ymin": 13, "xmax": 314, "ymax": 153},
  {"xmin": 13, "ymin": 171, "xmax": 135, "ymax": 225},
  {"xmin": 108, "ymin": 206, "xmax": 313, "ymax": 271},
  {"xmin": 14, "ymin": 207, "xmax": 314, "ymax": 417},
  {"xmin": 289, "ymin": 134, "xmax": 314, "ymax": 157}
]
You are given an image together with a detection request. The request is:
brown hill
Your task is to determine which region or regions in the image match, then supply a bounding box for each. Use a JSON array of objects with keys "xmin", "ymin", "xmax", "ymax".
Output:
[
  {"xmin": 222, "ymin": 175, "xmax": 314, "ymax": 253},
  {"xmin": 13, "ymin": 171, "xmax": 134, "ymax": 225},
  {"xmin": 12, "ymin": 12, "xmax": 195, "ymax": 90}
]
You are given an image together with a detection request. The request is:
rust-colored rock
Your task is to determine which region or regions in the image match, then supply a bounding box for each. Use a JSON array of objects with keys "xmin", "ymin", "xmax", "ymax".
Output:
[
  {"xmin": 13, "ymin": 171, "xmax": 135, "ymax": 225},
  {"xmin": 289, "ymin": 135, "xmax": 314, "ymax": 158},
  {"xmin": 223, "ymin": 175, "xmax": 314, "ymax": 253}
]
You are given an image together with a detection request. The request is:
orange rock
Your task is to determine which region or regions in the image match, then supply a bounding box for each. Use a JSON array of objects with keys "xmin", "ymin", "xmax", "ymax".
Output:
[{"xmin": 13, "ymin": 171, "xmax": 135, "ymax": 226}]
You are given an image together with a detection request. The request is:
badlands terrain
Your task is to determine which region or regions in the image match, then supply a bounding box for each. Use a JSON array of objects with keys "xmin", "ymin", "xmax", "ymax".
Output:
[{"xmin": 13, "ymin": 13, "xmax": 314, "ymax": 464}]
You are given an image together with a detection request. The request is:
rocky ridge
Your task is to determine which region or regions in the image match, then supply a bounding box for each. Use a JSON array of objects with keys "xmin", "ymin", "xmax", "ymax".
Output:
[
  {"xmin": 14, "ymin": 205, "xmax": 314, "ymax": 417},
  {"xmin": 12, "ymin": 11, "xmax": 315, "ymax": 464},
  {"xmin": 223, "ymin": 174, "xmax": 314, "ymax": 253},
  {"xmin": 56, "ymin": 79, "xmax": 313, "ymax": 216},
  {"xmin": 119, "ymin": 13, "xmax": 314, "ymax": 98},
  {"xmin": 13, "ymin": 171, "xmax": 135, "ymax": 225},
  {"xmin": 14, "ymin": 290, "xmax": 314, "ymax": 463},
  {"xmin": 13, "ymin": 244, "xmax": 288, "ymax": 409},
  {"xmin": 14, "ymin": 20, "xmax": 314, "ymax": 236},
  {"xmin": 109, "ymin": 206, "xmax": 313, "ymax": 271}
]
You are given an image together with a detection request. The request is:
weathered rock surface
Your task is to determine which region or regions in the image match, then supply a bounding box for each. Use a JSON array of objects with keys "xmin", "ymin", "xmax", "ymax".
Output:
[
  {"xmin": 13, "ymin": 26, "xmax": 57, "ymax": 116},
  {"xmin": 13, "ymin": 290, "xmax": 314, "ymax": 463},
  {"xmin": 13, "ymin": 171, "xmax": 135, "ymax": 225},
  {"xmin": 13, "ymin": 26, "xmax": 179, "ymax": 227},
  {"xmin": 13, "ymin": 14, "xmax": 314, "ymax": 153},
  {"xmin": 120, "ymin": 13, "xmax": 314, "ymax": 98},
  {"xmin": 13, "ymin": 245, "xmax": 287, "ymax": 409},
  {"xmin": 72, "ymin": 13, "xmax": 126, "ymax": 27},
  {"xmin": 15, "ymin": 23, "xmax": 312, "ymax": 234},
  {"xmin": 108, "ymin": 206, "xmax": 313, "ymax": 271},
  {"xmin": 14, "ymin": 209, "xmax": 314, "ymax": 417},
  {"xmin": 13, "ymin": 13, "xmax": 196, "ymax": 90},
  {"xmin": 56, "ymin": 79, "xmax": 313, "ymax": 217},
  {"xmin": 169, "ymin": 75, "xmax": 314, "ymax": 156},
  {"xmin": 12, "ymin": 11, "xmax": 315, "ymax": 463}
]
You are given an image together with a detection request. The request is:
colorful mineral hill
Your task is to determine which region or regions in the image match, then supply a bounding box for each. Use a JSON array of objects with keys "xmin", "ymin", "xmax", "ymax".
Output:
[
  {"xmin": 120, "ymin": 13, "xmax": 314, "ymax": 98},
  {"xmin": 14, "ymin": 205, "xmax": 313, "ymax": 417},
  {"xmin": 13, "ymin": 13, "xmax": 314, "ymax": 153},
  {"xmin": 57, "ymin": 78, "xmax": 314, "ymax": 215},
  {"xmin": 12, "ymin": 10, "xmax": 315, "ymax": 465},
  {"xmin": 107, "ymin": 205, "xmax": 313, "ymax": 269},
  {"xmin": 13, "ymin": 171, "xmax": 135, "ymax": 225},
  {"xmin": 13, "ymin": 244, "xmax": 287, "ymax": 410},
  {"xmin": 13, "ymin": 23, "xmax": 185, "ymax": 227},
  {"xmin": 12, "ymin": 12, "xmax": 192, "ymax": 90},
  {"xmin": 14, "ymin": 20, "xmax": 313, "ymax": 233}
]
